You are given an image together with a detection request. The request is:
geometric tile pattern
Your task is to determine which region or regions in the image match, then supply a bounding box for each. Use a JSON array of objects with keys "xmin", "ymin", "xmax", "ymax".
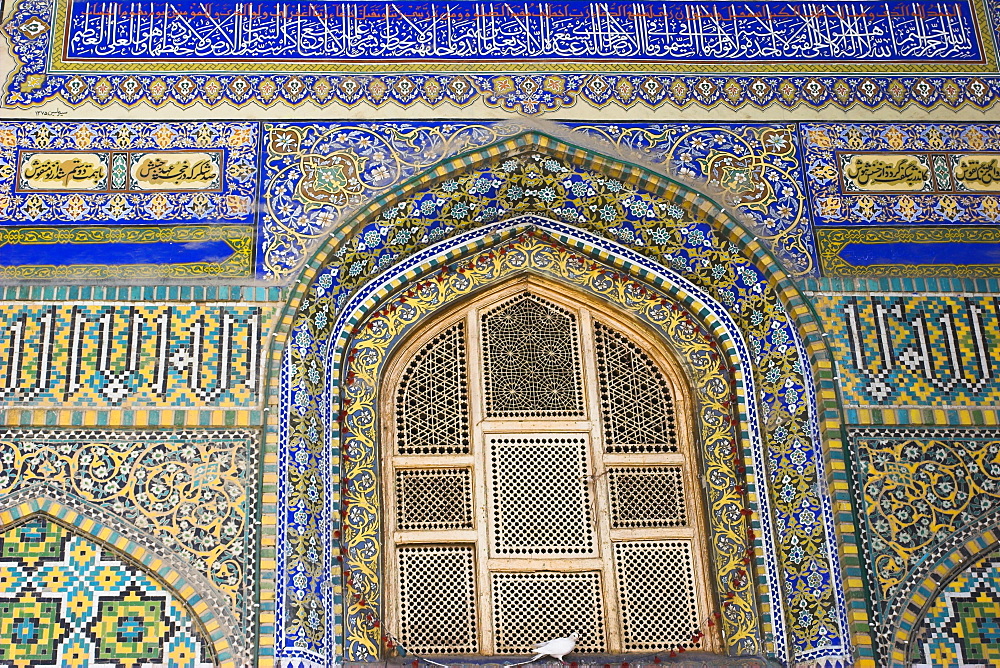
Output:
[
  {"xmin": 0, "ymin": 304, "xmax": 267, "ymax": 407},
  {"xmin": 910, "ymin": 548, "xmax": 1000, "ymax": 668},
  {"xmin": 0, "ymin": 429, "xmax": 258, "ymax": 627},
  {"xmin": 0, "ymin": 517, "xmax": 212, "ymax": 667},
  {"xmin": 815, "ymin": 294, "xmax": 1000, "ymax": 407}
]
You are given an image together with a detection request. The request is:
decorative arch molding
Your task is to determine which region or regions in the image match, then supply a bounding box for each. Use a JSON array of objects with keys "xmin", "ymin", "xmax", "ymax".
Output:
[
  {"xmin": 268, "ymin": 131, "xmax": 865, "ymax": 667},
  {"xmin": 891, "ymin": 515, "xmax": 1000, "ymax": 667},
  {"xmin": 0, "ymin": 490, "xmax": 241, "ymax": 668},
  {"xmin": 338, "ymin": 230, "xmax": 764, "ymax": 658}
]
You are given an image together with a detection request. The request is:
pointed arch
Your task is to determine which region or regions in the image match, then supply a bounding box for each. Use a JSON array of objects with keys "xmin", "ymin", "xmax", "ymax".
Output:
[
  {"xmin": 891, "ymin": 518, "xmax": 1000, "ymax": 666},
  {"xmin": 0, "ymin": 492, "xmax": 241, "ymax": 668},
  {"xmin": 264, "ymin": 131, "xmax": 868, "ymax": 667}
]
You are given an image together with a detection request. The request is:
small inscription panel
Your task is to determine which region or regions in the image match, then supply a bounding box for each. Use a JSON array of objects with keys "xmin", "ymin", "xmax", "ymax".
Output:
[
  {"xmin": 18, "ymin": 152, "xmax": 109, "ymax": 191},
  {"xmin": 953, "ymin": 154, "xmax": 1000, "ymax": 192},
  {"xmin": 840, "ymin": 153, "xmax": 931, "ymax": 192},
  {"xmin": 838, "ymin": 151, "xmax": 1000, "ymax": 194},
  {"xmin": 129, "ymin": 151, "xmax": 222, "ymax": 191},
  {"xmin": 16, "ymin": 149, "xmax": 223, "ymax": 193}
]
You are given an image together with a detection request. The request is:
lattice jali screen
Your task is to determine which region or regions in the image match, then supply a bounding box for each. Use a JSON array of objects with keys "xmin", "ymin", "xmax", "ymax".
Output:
[
  {"xmin": 613, "ymin": 541, "xmax": 701, "ymax": 651},
  {"xmin": 488, "ymin": 435, "xmax": 595, "ymax": 555},
  {"xmin": 396, "ymin": 321, "xmax": 470, "ymax": 455},
  {"xmin": 481, "ymin": 293, "xmax": 585, "ymax": 418},
  {"xmin": 491, "ymin": 572, "xmax": 607, "ymax": 653},
  {"xmin": 594, "ymin": 321, "xmax": 678, "ymax": 453},
  {"xmin": 398, "ymin": 546, "xmax": 479, "ymax": 654},
  {"xmin": 395, "ymin": 468, "xmax": 474, "ymax": 531},
  {"xmin": 608, "ymin": 466, "xmax": 687, "ymax": 529}
]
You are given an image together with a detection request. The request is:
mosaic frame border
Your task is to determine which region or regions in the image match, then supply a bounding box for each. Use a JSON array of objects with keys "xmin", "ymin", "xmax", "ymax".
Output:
[{"xmin": 333, "ymin": 227, "xmax": 768, "ymax": 659}]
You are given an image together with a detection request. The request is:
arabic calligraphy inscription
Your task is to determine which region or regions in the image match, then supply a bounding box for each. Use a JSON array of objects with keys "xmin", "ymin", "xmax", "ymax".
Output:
[
  {"xmin": 17, "ymin": 152, "xmax": 109, "ymax": 191},
  {"xmin": 15, "ymin": 150, "xmax": 222, "ymax": 193},
  {"xmin": 839, "ymin": 151, "xmax": 1000, "ymax": 195},
  {"xmin": 61, "ymin": 0, "xmax": 983, "ymax": 63}
]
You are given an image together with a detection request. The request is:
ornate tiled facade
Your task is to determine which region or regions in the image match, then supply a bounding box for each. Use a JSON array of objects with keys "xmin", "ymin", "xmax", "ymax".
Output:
[
  {"xmin": 3, "ymin": 0, "xmax": 1000, "ymax": 660},
  {"xmin": 272, "ymin": 134, "xmax": 856, "ymax": 666}
]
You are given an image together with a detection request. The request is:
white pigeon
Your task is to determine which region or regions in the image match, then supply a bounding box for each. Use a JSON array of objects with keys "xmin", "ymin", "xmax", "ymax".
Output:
[{"xmin": 506, "ymin": 632, "xmax": 580, "ymax": 666}]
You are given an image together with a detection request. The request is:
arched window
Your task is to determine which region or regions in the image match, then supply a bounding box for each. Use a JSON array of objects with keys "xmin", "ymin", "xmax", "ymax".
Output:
[{"xmin": 383, "ymin": 281, "xmax": 717, "ymax": 656}]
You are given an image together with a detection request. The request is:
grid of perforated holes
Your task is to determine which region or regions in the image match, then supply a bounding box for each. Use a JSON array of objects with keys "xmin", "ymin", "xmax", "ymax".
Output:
[
  {"xmin": 594, "ymin": 321, "xmax": 677, "ymax": 453},
  {"xmin": 488, "ymin": 435, "xmax": 595, "ymax": 555},
  {"xmin": 607, "ymin": 466, "xmax": 686, "ymax": 529},
  {"xmin": 395, "ymin": 468, "xmax": 474, "ymax": 531},
  {"xmin": 481, "ymin": 293, "xmax": 585, "ymax": 418},
  {"xmin": 491, "ymin": 572, "xmax": 607, "ymax": 653},
  {"xmin": 396, "ymin": 321, "xmax": 470, "ymax": 455},
  {"xmin": 398, "ymin": 546, "xmax": 479, "ymax": 654},
  {"xmin": 613, "ymin": 541, "xmax": 701, "ymax": 651}
]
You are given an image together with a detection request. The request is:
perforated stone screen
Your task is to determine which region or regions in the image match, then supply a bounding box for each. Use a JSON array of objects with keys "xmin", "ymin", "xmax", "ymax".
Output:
[
  {"xmin": 595, "ymin": 321, "xmax": 678, "ymax": 453},
  {"xmin": 488, "ymin": 434, "xmax": 595, "ymax": 556},
  {"xmin": 613, "ymin": 541, "xmax": 702, "ymax": 651},
  {"xmin": 491, "ymin": 571, "xmax": 607, "ymax": 653},
  {"xmin": 608, "ymin": 466, "xmax": 687, "ymax": 528},
  {"xmin": 481, "ymin": 293, "xmax": 585, "ymax": 418},
  {"xmin": 398, "ymin": 545, "xmax": 479, "ymax": 654},
  {"xmin": 396, "ymin": 321, "xmax": 470, "ymax": 455},
  {"xmin": 396, "ymin": 468, "xmax": 474, "ymax": 531},
  {"xmin": 386, "ymin": 290, "xmax": 712, "ymax": 656}
]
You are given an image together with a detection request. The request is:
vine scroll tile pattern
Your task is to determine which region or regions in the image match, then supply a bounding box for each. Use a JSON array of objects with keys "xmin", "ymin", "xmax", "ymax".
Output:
[
  {"xmin": 0, "ymin": 517, "xmax": 214, "ymax": 667},
  {"xmin": 261, "ymin": 122, "xmax": 815, "ymax": 279},
  {"xmin": 813, "ymin": 294, "xmax": 1000, "ymax": 407},
  {"xmin": 4, "ymin": 0, "xmax": 1000, "ymax": 113},
  {"xmin": 849, "ymin": 428, "xmax": 1000, "ymax": 663},
  {"xmin": 0, "ymin": 429, "xmax": 259, "ymax": 630},
  {"xmin": 279, "ymin": 148, "xmax": 847, "ymax": 663}
]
